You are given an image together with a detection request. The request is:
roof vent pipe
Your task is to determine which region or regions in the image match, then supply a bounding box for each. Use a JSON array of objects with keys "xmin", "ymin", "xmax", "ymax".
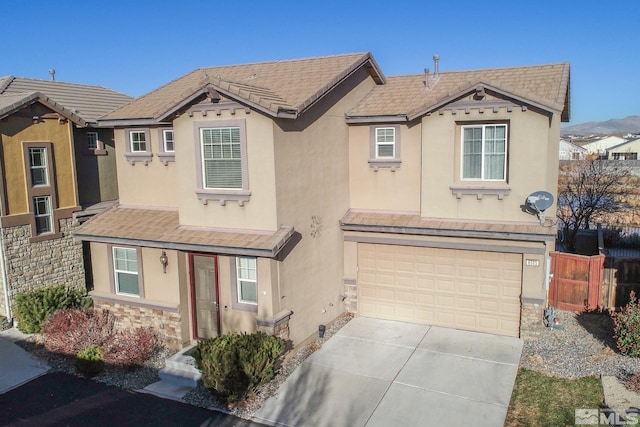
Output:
[
  {"xmin": 424, "ymin": 68, "xmax": 429, "ymax": 88},
  {"xmin": 48, "ymin": 69, "xmax": 55, "ymax": 81},
  {"xmin": 433, "ymin": 55, "xmax": 440, "ymax": 77}
]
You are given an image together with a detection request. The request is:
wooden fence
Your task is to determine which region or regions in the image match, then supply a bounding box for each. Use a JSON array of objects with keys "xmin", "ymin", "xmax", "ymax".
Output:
[{"xmin": 548, "ymin": 251, "xmax": 605, "ymax": 311}]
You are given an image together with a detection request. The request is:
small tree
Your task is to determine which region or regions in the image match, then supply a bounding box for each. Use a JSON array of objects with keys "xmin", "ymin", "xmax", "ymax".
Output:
[{"xmin": 557, "ymin": 159, "xmax": 633, "ymax": 253}]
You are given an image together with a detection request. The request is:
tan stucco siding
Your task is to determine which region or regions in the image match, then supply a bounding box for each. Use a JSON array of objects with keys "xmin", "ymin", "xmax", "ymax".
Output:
[
  {"xmin": 89, "ymin": 242, "xmax": 110, "ymax": 295},
  {"xmin": 273, "ymin": 68, "xmax": 377, "ymax": 344},
  {"xmin": 217, "ymin": 255, "xmax": 258, "ymax": 334},
  {"xmin": 1, "ymin": 110, "xmax": 78, "ymax": 214},
  {"xmin": 422, "ymin": 109, "xmax": 557, "ymax": 222},
  {"xmin": 114, "ymin": 128, "xmax": 177, "ymax": 207},
  {"xmin": 174, "ymin": 110, "xmax": 278, "ymax": 230},
  {"xmin": 348, "ymin": 123, "xmax": 421, "ymax": 212}
]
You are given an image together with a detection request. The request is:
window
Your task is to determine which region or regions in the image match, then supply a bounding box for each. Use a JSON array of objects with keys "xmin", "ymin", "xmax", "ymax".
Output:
[
  {"xmin": 29, "ymin": 147, "xmax": 48, "ymax": 186},
  {"xmin": 87, "ymin": 132, "xmax": 99, "ymax": 150},
  {"xmin": 163, "ymin": 130, "xmax": 175, "ymax": 152},
  {"xmin": 33, "ymin": 196, "xmax": 52, "ymax": 235},
  {"xmin": 113, "ymin": 247, "xmax": 140, "ymax": 297},
  {"xmin": 201, "ymin": 127, "xmax": 242, "ymax": 189},
  {"xmin": 375, "ymin": 127, "xmax": 396, "ymax": 159},
  {"xmin": 236, "ymin": 256, "xmax": 257, "ymax": 304},
  {"xmin": 130, "ymin": 131, "xmax": 147, "ymax": 152},
  {"xmin": 461, "ymin": 124, "xmax": 507, "ymax": 180}
]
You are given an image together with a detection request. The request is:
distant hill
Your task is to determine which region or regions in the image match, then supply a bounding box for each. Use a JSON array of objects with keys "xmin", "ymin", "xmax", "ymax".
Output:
[{"xmin": 561, "ymin": 115, "xmax": 640, "ymax": 136}]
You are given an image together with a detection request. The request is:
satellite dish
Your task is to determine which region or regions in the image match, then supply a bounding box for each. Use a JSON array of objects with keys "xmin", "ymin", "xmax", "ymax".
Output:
[{"xmin": 526, "ymin": 191, "xmax": 554, "ymax": 213}]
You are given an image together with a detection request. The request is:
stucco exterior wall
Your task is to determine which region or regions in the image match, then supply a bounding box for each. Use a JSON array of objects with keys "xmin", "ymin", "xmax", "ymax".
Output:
[
  {"xmin": 174, "ymin": 110, "xmax": 278, "ymax": 230},
  {"xmin": 114, "ymin": 127, "xmax": 178, "ymax": 207},
  {"xmin": 73, "ymin": 128, "xmax": 119, "ymax": 204},
  {"xmin": 272, "ymin": 68, "xmax": 377, "ymax": 344}
]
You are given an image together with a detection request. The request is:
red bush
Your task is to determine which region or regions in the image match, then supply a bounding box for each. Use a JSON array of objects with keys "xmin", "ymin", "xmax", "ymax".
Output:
[
  {"xmin": 102, "ymin": 328, "xmax": 158, "ymax": 367},
  {"xmin": 44, "ymin": 308, "xmax": 114, "ymax": 356}
]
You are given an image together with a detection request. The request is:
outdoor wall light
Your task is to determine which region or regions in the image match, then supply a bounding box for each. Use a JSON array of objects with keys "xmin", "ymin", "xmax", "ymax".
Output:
[{"xmin": 159, "ymin": 250, "xmax": 168, "ymax": 273}]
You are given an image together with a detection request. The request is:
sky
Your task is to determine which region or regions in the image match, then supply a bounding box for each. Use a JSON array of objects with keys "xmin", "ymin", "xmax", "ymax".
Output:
[{"xmin": 2, "ymin": 0, "xmax": 638, "ymax": 125}]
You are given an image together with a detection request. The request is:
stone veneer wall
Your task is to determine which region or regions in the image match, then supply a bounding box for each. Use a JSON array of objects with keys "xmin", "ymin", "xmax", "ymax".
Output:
[
  {"xmin": 1, "ymin": 218, "xmax": 85, "ymax": 317},
  {"xmin": 92, "ymin": 299, "xmax": 183, "ymax": 350},
  {"xmin": 520, "ymin": 298, "xmax": 545, "ymax": 339}
]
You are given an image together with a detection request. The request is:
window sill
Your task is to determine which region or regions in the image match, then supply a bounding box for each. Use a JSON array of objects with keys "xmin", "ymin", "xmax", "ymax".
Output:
[
  {"xmin": 82, "ymin": 149, "xmax": 107, "ymax": 156},
  {"xmin": 89, "ymin": 291, "xmax": 179, "ymax": 312},
  {"xmin": 232, "ymin": 300, "xmax": 258, "ymax": 313},
  {"xmin": 124, "ymin": 152, "xmax": 153, "ymax": 165},
  {"xmin": 368, "ymin": 159, "xmax": 401, "ymax": 171},
  {"xmin": 157, "ymin": 152, "xmax": 175, "ymax": 166},
  {"xmin": 29, "ymin": 231, "xmax": 63, "ymax": 243},
  {"xmin": 449, "ymin": 185, "xmax": 511, "ymax": 200},
  {"xmin": 196, "ymin": 189, "xmax": 251, "ymax": 206}
]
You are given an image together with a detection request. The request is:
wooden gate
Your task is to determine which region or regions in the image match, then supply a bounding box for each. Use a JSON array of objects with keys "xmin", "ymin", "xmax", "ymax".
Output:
[{"xmin": 548, "ymin": 251, "xmax": 605, "ymax": 311}]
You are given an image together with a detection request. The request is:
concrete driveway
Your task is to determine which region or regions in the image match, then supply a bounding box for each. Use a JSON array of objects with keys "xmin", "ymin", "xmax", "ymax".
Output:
[{"xmin": 254, "ymin": 317, "xmax": 522, "ymax": 427}]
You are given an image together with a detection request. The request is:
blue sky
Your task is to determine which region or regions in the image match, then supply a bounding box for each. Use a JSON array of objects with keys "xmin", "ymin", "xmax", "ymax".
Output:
[{"xmin": 2, "ymin": 0, "xmax": 638, "ymax": 124}]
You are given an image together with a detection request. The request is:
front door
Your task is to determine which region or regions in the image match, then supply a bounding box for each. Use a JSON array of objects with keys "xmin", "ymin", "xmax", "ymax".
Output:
[{"xmin": 191, "ymin": 254, "xmax": 220, "ymax": 339}]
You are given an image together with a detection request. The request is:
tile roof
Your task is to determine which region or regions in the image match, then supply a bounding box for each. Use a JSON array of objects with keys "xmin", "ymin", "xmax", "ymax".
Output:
[
  {"xmin": 101, "ymin": 52, "xmax": 384, "ymax": 122},
  {"xmin": 340, "ymin": 210, "xmax": 556, "ymax": 239},
  {"xmin": 0, "ymin": 91, "xmax": 86, "ymax": 125},
  {"xmin": 0, "ymin": 76, "xmax": 133, "ymax": 123},
  {"xmin": 347, "ymin": 62, "xmax": 570, "ymax": 121},
  {"xmin": 73, "ymin": 206, "xmax": 296, "ymax": 258}
]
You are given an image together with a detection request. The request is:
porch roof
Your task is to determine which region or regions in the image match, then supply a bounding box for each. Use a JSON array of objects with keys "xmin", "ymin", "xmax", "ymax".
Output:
[{"xmin": 73, "ymin": 206, "xmax": 296, "ymax": 258}]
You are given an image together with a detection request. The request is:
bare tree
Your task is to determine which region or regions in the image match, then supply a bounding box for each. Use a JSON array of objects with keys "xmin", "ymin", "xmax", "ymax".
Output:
[{"xmin": 557, "ymin": 159, "xmax": 633, "ymax": 253}]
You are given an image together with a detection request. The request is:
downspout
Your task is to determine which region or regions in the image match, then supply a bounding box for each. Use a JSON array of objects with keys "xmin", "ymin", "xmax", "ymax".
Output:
[{"xmin": 0, "ymin": 230, "xmax": 10, "ymax": 321}]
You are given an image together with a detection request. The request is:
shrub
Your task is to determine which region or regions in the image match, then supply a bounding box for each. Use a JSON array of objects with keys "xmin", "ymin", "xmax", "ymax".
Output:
[
  {"xmin": 613, "ymin": 291, "xmax": 640, "ymax": 357},
  {"xmin": 14, "ymin": 285, "xmax": 88, "ymax": 333},
  {"xmin": 0, "ymin": 315, "xmax": 10, "ymax": 331},
  {"xmin": 44, "ymin": 308, "xmax": 114, "ymax": 356},
  {"xmin": 102, "ymin": 328, "xmax": 158, "ymax": 368},
  {"xmin": 75, "ymin": 345, "xmax": 104, "ymax": 377},
  {"xmin": 193, "ymin": 331, "xmax": 285, "ymax": 403}
]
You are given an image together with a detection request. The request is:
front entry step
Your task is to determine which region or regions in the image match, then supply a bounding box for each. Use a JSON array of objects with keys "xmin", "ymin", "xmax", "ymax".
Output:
[{"xmin": 140, "ymin": 345, "xmax": 201, "ymax": 399}]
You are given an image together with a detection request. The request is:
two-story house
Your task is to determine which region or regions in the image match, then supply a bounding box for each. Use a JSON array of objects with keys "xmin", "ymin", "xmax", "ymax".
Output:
[
  {"xmin": 73, "ymin": 53, "xmax": 570, "ymax": 349},
  {"xmin": 0, "ymin": 76, "xmax": 132, "ymax": 320}
]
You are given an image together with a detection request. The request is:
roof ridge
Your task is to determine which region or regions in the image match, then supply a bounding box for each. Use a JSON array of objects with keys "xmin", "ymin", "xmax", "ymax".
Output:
[
  {"xmin": 384, "ymin": 62, "xmax": 570, "ymax": 79},
  {"xmin": 5, "ymin": 76, "xmax": 131, "ymax": 96},
  {"xmin": 0, "ymin": 75, "xmax": 15, "ymax": 94},
  {"xmin": 198, "ymin": 52, "xmax": 371, "ymax": 70}
]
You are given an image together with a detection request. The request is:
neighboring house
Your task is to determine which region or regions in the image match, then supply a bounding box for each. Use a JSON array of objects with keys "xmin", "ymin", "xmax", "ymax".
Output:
[
  {"xmin": 0, "ymin": 77, "xmax": 132, "ymax": 320},
  {"xmin": 559, "ymin": 138, "xmax": 587, "ymax": 160},
  {"xmin": 73, "ymin": 53, "xmax": 570, "ymax": 349},
  {"xmin": 581, "ymin": 135, "xmax": 626, "ymax": 157},
  {"xmin": 607, "ymin": 138, "xmax": 640, "ymax": 160}
]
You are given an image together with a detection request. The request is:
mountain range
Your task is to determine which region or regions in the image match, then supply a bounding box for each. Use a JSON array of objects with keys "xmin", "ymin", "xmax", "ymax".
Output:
[{"xmin": 561, "ymin": 115, "xmax": 640, "ymax": 136}]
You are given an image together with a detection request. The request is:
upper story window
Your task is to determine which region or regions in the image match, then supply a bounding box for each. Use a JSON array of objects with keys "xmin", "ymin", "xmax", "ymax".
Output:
[
  {"xmin": 130, "ymin": 131, "xmax": 147, "ymax": 152},
  {"xmin": 87, "ymin": 132, "xmax": 99, "ymax": 150},
  {"xmin": 201, "ymin": 127, "xmax": 242, "ymax": 189},
  {"xmin": 163, "ymin": 130, "xmax": 175, "ymax": 152},
  {"xmin": 461, "ymin": 124, "xmax": 507, "ymax": 181},
  {"xmin": 33, "ymin": 195, "xmax": 52, "ymax": 235},
  {"xmin": 236, "ymin": 256, "xmax": 257, "ymax": 305},
  {"xmin": 368, "ymin": 125, "xmax": 401, "ymax": 171},
  {"xmin": 29, "ymin": 147, "xmax": 48, "ymax": 186}
]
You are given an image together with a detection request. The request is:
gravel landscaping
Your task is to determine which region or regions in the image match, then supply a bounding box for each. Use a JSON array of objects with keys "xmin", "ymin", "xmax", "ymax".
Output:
[{"xmin": 521, "ymin": 309, "xmax": 640, "ymax": 380}]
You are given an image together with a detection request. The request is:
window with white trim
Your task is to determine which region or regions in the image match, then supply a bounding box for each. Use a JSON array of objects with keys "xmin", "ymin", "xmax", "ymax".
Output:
[
  {"xmin": 163, "ymin": 130, "xmax": 175, "ymax": 152},
  {"xmin": 236, "ymin": 256, "xmax": 257, "ymax": 304},
  {"xmin": 129, "ymin": 131, "xmax": 147, "ymax": 152},
  {"xmin": 113, "ymin": 247, "xmax": 140, "ymax": 297},
  {"xmin": 461, "ymin": 124, "xmax": 507, "ymax": 180},
  {"xmin": 201, "ymin": 127, "xmax": 242, "ymax": 189},
  {"xmin": 29, "ymin": 147, "xmax": 48, "ymax": 186},
  {"xmin": 375, "ymin": 127, "xmax": 396, "ymax": 159},
  {"xmin": 33, "ymin": 196, "xmax": 52, "ymax": 235},
  {"xmin": 87, "ymin": 132, "xmax": 99, "ymax": 150}
]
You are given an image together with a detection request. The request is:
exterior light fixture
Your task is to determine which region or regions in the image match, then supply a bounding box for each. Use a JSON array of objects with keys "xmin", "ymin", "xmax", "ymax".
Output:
[{"xmin": 159, "ymin": 250, "xmax": 168, "ymax": 273}]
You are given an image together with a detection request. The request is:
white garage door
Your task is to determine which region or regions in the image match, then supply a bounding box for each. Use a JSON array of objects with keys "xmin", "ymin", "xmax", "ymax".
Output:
[{"xmin": 358, "ymin": 244, "xmax": 522, "ymax": 337}]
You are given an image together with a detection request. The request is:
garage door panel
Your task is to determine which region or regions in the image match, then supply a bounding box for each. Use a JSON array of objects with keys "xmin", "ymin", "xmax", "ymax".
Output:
[{"xmin": 358, "ymin": 243, "xmax": 522, "ymax": 337}]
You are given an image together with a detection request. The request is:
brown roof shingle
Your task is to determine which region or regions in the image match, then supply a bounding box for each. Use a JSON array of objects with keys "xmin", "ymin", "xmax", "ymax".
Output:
[
  {"xmin": 347, "ymin": 62, "xmax": 570, "ymax": 120},
  {"xmin": 73, "ymin": 206, "xmax": 295, "ymax": 258},
  {"xmin": 101, "ymin": 52, "xmax": 385, "ymax": 122}
]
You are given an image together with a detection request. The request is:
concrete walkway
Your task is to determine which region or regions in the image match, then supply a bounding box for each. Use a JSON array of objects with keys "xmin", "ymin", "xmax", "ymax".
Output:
[
  {"xmin": 0, "ymin": 327, "xmax": 50, "ymax": 393},
  {"xmin": 254, "ymin": 317, "xmax": 523, "ymax": 427}
]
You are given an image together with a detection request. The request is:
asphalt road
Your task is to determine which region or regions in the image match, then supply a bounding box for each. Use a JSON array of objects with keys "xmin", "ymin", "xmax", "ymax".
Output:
[{"xmin": 0, "ymin": 373, "xmax": 265, "ymax": 427}]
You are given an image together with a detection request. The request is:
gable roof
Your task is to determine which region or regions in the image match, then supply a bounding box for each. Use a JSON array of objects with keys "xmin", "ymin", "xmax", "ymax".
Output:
[
  {"xmin": 607, "ymin": 137, "xmax": 640, "ymax": 152},
  {"xmin": 0, "ymin": 91, "xmax": 86, "ymax": 125},
  {"xmin": 346, "ymin": 62, "xmax": 571, "ymax": 122},
  {"xmin": 0, "ymin": 76, "xmax": 133, "ymax": 124},
  {"xmin": 100, "ymin": 52, "xmax": 385, "ymax": 124}
]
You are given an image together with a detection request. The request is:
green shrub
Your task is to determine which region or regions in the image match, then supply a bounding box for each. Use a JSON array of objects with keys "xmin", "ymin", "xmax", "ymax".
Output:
[
  {"xmin": 193, "ymin": 331, "xmax": 285, "ymax": 403},
  {"xmin": 14, "ymin": 285, "xmax": 88, "ymax": 334},
  {"xmin": 75, "ymin": 345, "xmax": 104, "ymax": 377},
  {"xmin": 613, "ymin": 291, "xmax": 640, "ymax": 357},
  {"xmin": 0, "ymin": 315, "xmax": 10, "ymax": 331}
]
